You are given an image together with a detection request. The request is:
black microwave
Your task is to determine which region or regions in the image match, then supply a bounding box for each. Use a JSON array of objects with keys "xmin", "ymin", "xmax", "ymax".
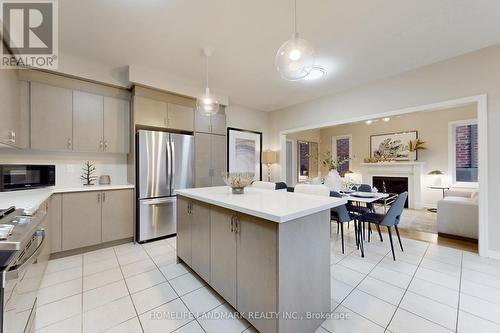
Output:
[{"xmin": 0, "ymin": 165, "xmax": 55, "ymax": 192}]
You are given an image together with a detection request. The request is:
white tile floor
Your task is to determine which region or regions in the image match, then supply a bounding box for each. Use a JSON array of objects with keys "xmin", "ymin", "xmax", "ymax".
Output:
[{"xmin": 35, "ymin": 228, "xmax": 500, "ymax": 333}]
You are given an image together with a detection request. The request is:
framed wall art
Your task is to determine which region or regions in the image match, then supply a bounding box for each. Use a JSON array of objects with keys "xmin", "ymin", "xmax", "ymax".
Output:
[
  {"xmin": 227, "ymin": 127, "xmax": 262, "ymax": 180},
  {"xmin": 370, "ymin": 131, "xmax": 418, "ymax": 161}
]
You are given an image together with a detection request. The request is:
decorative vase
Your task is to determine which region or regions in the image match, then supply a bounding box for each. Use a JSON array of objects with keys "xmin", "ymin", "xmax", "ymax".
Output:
[
  {"xmin": 324, "ymin": 169, "xmax": 342, "ymax": 192},
  {"xmin": 408, "ymin": 151, "xmax": 417, "ymax": 161}
]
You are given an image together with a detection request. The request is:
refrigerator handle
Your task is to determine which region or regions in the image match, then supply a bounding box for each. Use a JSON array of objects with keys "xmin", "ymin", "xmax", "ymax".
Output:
[{"xmin": 168, "ymin": 138, "xmax": 174, "ymax": 195}]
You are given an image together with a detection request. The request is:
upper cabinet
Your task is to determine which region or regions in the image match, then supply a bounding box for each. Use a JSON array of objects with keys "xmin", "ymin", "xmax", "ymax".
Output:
[
  {"xmin": 194, "ymin": 107, "xmax": 226, "ymax": 135},
  {"xmin": 29, "ymin": 81, "xmax": 130, "ymax": 153},
  {"xmin": 73, "ymin": 90, "xmax": 104, "ymax": 152},
  {"xmin": 31, "ymin": 82, "xmax": 73, "ymax": 151},
  {"xmin": 168, "ymin": 103, "xmax": 194, "ymax": 132},
  {"xmin": 134, "ymin": 96, "xmax": 167, "ymax": 128},
  {"xmin": 134, "ymin": 94, "xmax": 194, "ymax": 132},
  {"xmin": 104, "ymin": 97, "xmax": 130, "ymax": 154},
  {"xmin": 0, "ymin": 69, "xmax": 21, "ymax": 147}
]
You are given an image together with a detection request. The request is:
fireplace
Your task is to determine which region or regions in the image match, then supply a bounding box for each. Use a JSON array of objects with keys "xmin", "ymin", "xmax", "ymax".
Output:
[{"xmin": 373, "ymin": 176, "xmax": 409, "ymax": 208}]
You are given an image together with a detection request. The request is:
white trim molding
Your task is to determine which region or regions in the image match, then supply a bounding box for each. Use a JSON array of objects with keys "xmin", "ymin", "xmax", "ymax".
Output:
[{"xmin": 448, "ymin": 118, "xmax": 479, "ymax": 187}]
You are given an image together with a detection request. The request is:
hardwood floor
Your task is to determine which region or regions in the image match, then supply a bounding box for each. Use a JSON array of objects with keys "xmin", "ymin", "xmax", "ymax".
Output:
[{"xmin": 390, "ymin": 227, "xmax": 477, "ymax": 253}]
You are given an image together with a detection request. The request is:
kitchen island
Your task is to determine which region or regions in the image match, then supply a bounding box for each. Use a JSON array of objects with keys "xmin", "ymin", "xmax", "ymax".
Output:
[{"xmin": 175, "ymin": 186, "xmax": 346, "ymax": 333}]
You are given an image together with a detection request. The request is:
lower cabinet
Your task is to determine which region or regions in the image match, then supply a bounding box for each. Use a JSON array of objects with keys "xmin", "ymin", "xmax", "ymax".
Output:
[
  {"xmin": 49, "ymin": 194, "xmax": 62, "ymax": 253},
  {"xmin": 190, "ymin": 200, "xmax": 211, "ymax": 282},
  {"xmin": 210, "ymin": 206, "xmax": 237, "ymax": 307},
  {"xmin": 177, "ymin": 196, "xmax": 191, "ymax": 265},
  {"xmin": 177, "ymin": 198, "xmax": 279, "ymax": 333},
  {"xmin": 62, "ymin": 191, "xmax": 102, "ymax": 251},
  {"xmin": 59, "ymin": 189, "xmax": 133, "ymax": 252},
  {"xmin": 101, "ymin": 189, "xmax": 134, "ymax": 242},
  {"xmin": 177, "ymin": 197, "xmax": 211, "ymax": 281}
]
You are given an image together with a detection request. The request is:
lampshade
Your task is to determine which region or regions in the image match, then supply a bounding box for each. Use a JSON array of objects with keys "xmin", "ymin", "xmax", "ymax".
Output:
[
  {"xmin": 262, "ymin": 151, "xmax": 278, "ymax": 165},
  {"xmin": 275, "ymin": 34, "xmax": 315, "ymax": 81},
  {"xmin": 428, "ymin": 170, "xmax": 444, "ymax": 175}
]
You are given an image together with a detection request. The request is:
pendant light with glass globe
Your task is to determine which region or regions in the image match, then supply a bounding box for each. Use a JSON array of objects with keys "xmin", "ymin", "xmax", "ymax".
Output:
[
  {"xmin": 275, "ymin": 0, "xmax": 315, "ymax": 81},
  {"xmin": 196, "ymin": 47, "xmax": 220, "ymax": 116}
]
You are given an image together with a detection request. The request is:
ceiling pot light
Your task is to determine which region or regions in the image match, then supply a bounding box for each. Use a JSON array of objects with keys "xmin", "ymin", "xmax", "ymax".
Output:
[
  {"xmin": 275, "ymin": 0, "xmax": 315, "ymax": 81},
  {"xmin": 365, "ymin": 120, "xmax": 373, "ymax": 125},
  {"xmin": 303, "ymin": 66, "xmax": 327, "ymax": 81},
  {"xmin": 382, "ymin": 117, "xmax": 390, "ymax": 122},
  {"xmin": 196, "ymin": 47, "xmax": 220, "ymax": 116}
]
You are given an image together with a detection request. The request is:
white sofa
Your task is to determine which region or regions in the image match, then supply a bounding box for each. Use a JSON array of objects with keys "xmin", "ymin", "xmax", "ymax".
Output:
[{"xmin": 437, "ymin": 189, "xmax": 478, "ymax": 239}]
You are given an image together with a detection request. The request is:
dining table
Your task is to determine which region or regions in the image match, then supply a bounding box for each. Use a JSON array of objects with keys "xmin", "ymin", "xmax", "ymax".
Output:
[{"xmin": 341, "ymin": 191, "xmax": 390, "ymax": 257}]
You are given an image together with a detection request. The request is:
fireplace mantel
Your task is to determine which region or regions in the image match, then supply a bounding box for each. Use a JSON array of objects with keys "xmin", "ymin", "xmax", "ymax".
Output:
[{"xmin": 360, "ymin": 162, "xmax": 425, "ymax": 209}]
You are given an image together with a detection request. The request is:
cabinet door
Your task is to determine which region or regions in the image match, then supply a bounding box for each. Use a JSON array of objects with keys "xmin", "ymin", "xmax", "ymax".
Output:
[
  {"xmin": 104, "ymin": 97, "xmax": 130, "ymax": 153},
  {"xmin": 210, "ymin": 111, "xmax": 226, "ymax": 135},
  {"xmin": 31, "ymin": 82, "xmax": 73, "ymax": 151},
  {"xmin": 190, "ymin": 201, "xmax": 210, "ymax": 282},
  {"xmin": 101, "ymin": 190, "xmax": 133, "ymax": 242},
  {"xmin": 194, "ymin": 133, "xmax": 212, "ymax": 187},
  {"xmin": 62, "ymin": 192, "xmax": 102, "ymax": 251},
  {"xmin": 237, "ymin": 215, "xmax": 277, "ymax": 333},
  {"xmin": 168, "ymin": 103, "xmax": 194, "ymax": 131},
  {"xmin": 194, "ymin": 110, "xmax": 211, "ymax": 133},
  {"xmin": 134, "ymin": 96, "xmax": 167, "ymax": 128},
  {"xmin": 0, "ymin": 69, "xmax": 20, "ymax": 147},
  {"xmin": 211, "ymin": 135, "xmax": 227, "ymax": 186},
  {"xmin": 49, "ymin": 194, "xmax": 62, "ymax": 253},
  {"xmin": 73, "ymin": 90, "xmax": 104, "ymax": 152},
  {"xmin": 176, "ymin": 196, "xmax": 191, "ymax": 265},
  {"xmin": 210, "ymin": 207, "xmax": 237, "ymax": 307},
  {"xmin": 18, "ymin": 81, "xmax": 30, "ymax": 149}
]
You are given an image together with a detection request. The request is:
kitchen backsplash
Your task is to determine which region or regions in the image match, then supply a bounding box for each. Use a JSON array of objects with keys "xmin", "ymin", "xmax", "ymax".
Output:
[{"xmin": 0, "ymin": 150, "xmax": 128, "ymax": 187}]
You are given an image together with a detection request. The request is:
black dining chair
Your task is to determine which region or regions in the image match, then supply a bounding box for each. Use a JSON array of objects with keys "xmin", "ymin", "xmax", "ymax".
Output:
[
  {"xmin": 330, "ymin": 191, "xmax": 359, "ymax": 254},
  {"xmin": 359, "ymin": 192, "xmax": 408, "ymax": 260},
  {"xmin": 275, "ymin": 182, "xmax": 288, "ymax": 190}
]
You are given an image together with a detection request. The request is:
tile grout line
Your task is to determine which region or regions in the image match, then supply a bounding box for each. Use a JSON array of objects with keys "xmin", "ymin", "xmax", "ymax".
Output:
[
  {"xmin": 112, "ymin": 246, "xmax": 146, "ymax": 333},
  {"xmin": 323, "ymin": 242, "xmax": 392, "ymax": 333},
  {"xmin": 142, "ymin": 240, "xmax": 209, "ymax": 333},
  {"xmin": 455, "ymin": 251, "xmax": 464, "ymax": 332},
  {"xmin": 384, "ymin": 242, "xmax": 429, "ymax": 331}
]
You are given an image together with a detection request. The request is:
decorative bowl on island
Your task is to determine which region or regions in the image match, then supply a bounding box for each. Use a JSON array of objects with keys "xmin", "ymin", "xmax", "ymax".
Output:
[{"xmin": 222, "ymin": 172, "xmax": 254, "ymax": 194}]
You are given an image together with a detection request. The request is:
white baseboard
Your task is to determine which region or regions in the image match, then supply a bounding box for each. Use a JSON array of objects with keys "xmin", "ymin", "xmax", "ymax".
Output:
[{"xmin": 487, "ymin": 249, "xmax": 500, "ymax": 260}]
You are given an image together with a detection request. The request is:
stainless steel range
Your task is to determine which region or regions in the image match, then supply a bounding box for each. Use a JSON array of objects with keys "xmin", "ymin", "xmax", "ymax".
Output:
[{"xmin": 0, "ymin": 206, "xmax": 49, "ymax": 333}]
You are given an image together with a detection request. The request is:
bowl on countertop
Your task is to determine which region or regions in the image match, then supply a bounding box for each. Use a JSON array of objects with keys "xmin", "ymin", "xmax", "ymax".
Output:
[{"xmin": 221, "ymin": 172, "xmax": 254, "ymax": 194}]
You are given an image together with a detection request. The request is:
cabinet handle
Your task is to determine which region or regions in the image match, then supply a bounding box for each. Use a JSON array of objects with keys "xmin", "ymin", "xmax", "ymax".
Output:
[
  {"xmin": 102, "ymin": 192, "xmax": 106, "ymax": 202},
  {"xmin": 67, "ymin": 138, "xmax": 72, "ymax": 149},
  {"xmin": 97, "ymin": 193, "xmax": 101, "ymax": 203},
  {"xmin": 234, "ymin": 217, "xmax": 239, "ymax": 234},
  {"xmin": 164, "ymin": 118, "xmax": 168, "ymax": 127},
  {"xmin": 99, "ymin": 140, "xmax": 103, "ymax": 150},
  {"xmin": 230, "ymin": 216, "xmax": 234, "ymax": 233},
  {"xmin": 104, "ymin": 141, "xmax": 108, "ymax": 151}
]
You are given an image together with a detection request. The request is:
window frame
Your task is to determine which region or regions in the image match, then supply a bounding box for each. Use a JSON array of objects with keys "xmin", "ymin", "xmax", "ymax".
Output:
[
  {"xmin": 332, "ymin": 135, "xmax": 353, "ymax": 176},
  {"xmin": 448, "ymin": 119, "xmax": 479, "ymax": 187}
]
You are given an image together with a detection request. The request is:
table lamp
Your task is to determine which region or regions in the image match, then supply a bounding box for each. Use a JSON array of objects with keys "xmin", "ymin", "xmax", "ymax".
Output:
[
  {"xmin": 428, "ymin": 170, "xmax": 444, "ymax": 186},
  {"xmin": 262, "ymin": 150, "xmax": 278, "ymax": 182}
]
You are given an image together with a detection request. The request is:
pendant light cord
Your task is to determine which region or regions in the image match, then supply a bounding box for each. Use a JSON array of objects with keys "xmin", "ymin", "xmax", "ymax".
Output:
[
  {"xmin": 293, "ymin": 0, "xmax": 297, "ymax": 35},
  {"xmin": 205, "ymin": 55, "xmax": 209, "ymax": 90}
]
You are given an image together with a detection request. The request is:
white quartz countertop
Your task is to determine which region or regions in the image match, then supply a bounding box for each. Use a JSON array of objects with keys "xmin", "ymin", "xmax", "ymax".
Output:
[
  {"xmin": 176, "ymin": 186, "xmax": 346, "ymax": 223},
  {"xmin": 0, "ymin": 184, "xmax": 135, "ymax": 215}
]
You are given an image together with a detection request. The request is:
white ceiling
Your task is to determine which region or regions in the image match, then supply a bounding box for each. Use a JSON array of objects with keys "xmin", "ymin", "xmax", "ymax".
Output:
[{"xmin": 59, "ymin": 0, "xmax": 500, "ymax": 111}]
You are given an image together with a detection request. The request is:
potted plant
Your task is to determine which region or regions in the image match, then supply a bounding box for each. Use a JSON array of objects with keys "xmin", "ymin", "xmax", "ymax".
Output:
[
  {"xmin": 322, "ymin": 152, "xmax": 350, "ymax": 191},
  {"xmin": 408, "ymin": 139, "xmax": 426, "ymax": 161}
]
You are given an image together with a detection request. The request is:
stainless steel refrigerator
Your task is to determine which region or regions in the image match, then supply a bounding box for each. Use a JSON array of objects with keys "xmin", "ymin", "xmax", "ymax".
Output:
[{"xmin": 136, "ymin": 130, "xmax": 194, "ymax": 242}]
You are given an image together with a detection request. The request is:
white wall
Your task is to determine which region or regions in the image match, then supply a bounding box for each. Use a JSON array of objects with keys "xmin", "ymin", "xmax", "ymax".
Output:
[
  {"xmin": 225, "ymin": 104, "xmax": 274, "ymax": 180},
  {"xmin": 0, "ymin": 150, "xmax": 128, "ymax": 188},
  {"xmin": 269, "ymin": 43, "xmax": 500, "ymax": 255}
]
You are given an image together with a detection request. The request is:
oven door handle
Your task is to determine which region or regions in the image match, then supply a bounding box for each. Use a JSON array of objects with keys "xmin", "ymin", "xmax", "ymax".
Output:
[{"xmin": 4, "ymin": 229, "xmax": 46, "ymax": 283}]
